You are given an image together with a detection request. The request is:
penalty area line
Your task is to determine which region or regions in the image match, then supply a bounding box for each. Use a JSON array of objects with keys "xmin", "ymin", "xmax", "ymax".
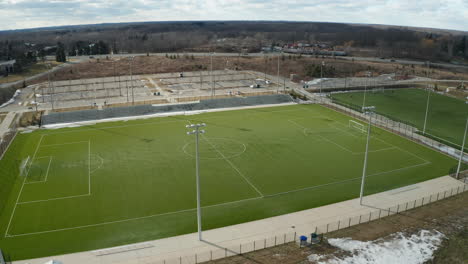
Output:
[{"xmin": 7, "ymin": 196, "xmax": 261, "ymax": 238}]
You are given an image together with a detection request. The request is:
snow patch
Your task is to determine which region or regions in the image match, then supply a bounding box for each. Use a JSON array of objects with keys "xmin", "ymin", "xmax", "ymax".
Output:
[
  {"xmin": 0, "ymin": 89, "xmax": 21, "ymax": 108},
  {"xmin": 308, "ymin": 230, "xmax": 444, "ymax": 264}
]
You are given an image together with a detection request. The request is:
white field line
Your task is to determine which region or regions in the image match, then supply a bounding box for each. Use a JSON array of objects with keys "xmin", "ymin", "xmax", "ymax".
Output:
[
  {"xmin": 8, "ymin": 196, "xmax": 262, "ymax": 237},
  {"xmin": 16, "ymin": 140, "xmax": 92, "ymax": 204},
  {"xmin": 4, "ymin": 134, "xmax": 44, "ymax": 238},
  {"xmin": 0, "ymin": 130, "xmax": 17, "ymax": 161},
  {"xmin": 90, "ymin": 154, "xmax": 104, "ymax": 174},
  {"xmin": 264, "ymin": 160, "xmax": 431, "ymax": 199},
  {"xmin": 24, "ymin": 156, "xmax": 53, "ymax": 184},
  {"xmin": 17, "ymin": 194, "xmax": 91, "ymax": 205},
  {"xmin": 289, "ymin": 119, "xmax": 355, "ymax": 153},
  {"xmin": 41, "ymin": 141, "xmax": 89, "ymax": 147},
  {"xmin": 201, "ymin": 134, "xmax": 264, "ymax": 198},
  {"xmin": 323, "ymin": 104, "xmax": 446, "ymax": 162}
]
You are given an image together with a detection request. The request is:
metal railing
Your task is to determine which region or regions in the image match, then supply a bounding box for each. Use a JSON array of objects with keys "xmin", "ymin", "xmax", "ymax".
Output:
[{"xmin": 146, "ymin": 181, "xmax": 467, "ymax": 264}]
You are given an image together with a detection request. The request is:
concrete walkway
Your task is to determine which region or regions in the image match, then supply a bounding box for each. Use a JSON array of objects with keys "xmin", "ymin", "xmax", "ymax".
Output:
[
  {"xmin": 0, "ymin": 112, "xmax": 15, "ymax": 136},
  {"xmin": 14, "ymin": 175, "xmax": 467, "ymax": 264}
]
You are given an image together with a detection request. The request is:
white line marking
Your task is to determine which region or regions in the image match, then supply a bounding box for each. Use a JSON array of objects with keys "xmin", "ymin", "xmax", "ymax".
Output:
[
  {"xmin": 90, "ymin": 154, "xmax": 104, "ymax": 174},
  {"xmin": 17, "ymin": 140, "xmax": 92, "ymax": 204},
  {"xmin": 201, "ymin": 134, "xmax": 264, "ymax": 198},
  {"xmin": 8, "ymin": 196, "xmax": 261, "ymax": 237},
  {"xmin": 17, "ymin": 194, "xmax": 91, "ymax": 204},
  {"xmin": 41, "ymin": 141, "xmax": 89, "ymax": 147},
  {"xmin": 5, "ymin": 134, "xmax": 44, "ymax": 237},
  {"xmin": 24, "ymin": 156, "xmax": 53, "ymax": 184}
]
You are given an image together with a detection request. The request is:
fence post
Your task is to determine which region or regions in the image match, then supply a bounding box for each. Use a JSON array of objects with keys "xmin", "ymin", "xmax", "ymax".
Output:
[
  {"xmin": 359, "ymin": 215, "xmax": 362, "ymax": 224},
  {"xmin": 397, "ymin": 204, "xmax": 400, "ymax": 213},
  {"xmin": 378, "ymin": 209, "xmax": 382, "ymax": 219},
  {"xmin": 179, "ymin": 256, "xmax": 182, "ymax": 264},
  {"xmin": 264, "ymin": 238, "xmax": 266, "ymax": 248},
  {"xmin": 195, "ymin": 253, "xmax": 198, "ymax": 264},
  {"xmin": 348, "ymin": 217, "xmax": 351, "ymax": 227},
  {"xmin": 450, "ymin": 188, "xmax": 454, "ymax": 196},
  {"xmin": 294, "ymin": 231, "xmax": 297, "ymax": 242},
  {"xmin": 338, "ymin": 220, "xmax": 341, "ymax": 230},
  {"xmin": 240, "ymin": 244, "xmax": 242, "ymax": 254},
  {"xmin": 405, "ymin": 202, "xmax": 408, "ymax": 211},
  {"xmin": 443, "ymin": 191, "xmax": 446, "ymax": 199},
  {"xmin": 284, "ymin": 234, "xmax": 286, "ymax": 244},
  {"xmin": 437, "ymin": 193, "xmax": 440, "ymax": 201},
  {"xmin": 369, "ymin": 211, "xmax": 371, "ymax": 221},
  {"xmin": 326, "ymin": 223, "xmax": 329, "ymax": 233},
  {"xmin": 413, "ymin": 199, "xmax": 417, "ymax": 208},
  {"xmin": 429, "ymin": 195, "xmax": 432, "ymax": 203},
  {"xmin": 422, "ymin": 197, "xmax": 425, "ymax": 205},
  {"xmin": 254, "ymin": 241, "xmax": 256, "ymax": 251},
  {"xmin": 210, "ymin": 251, "xmax": 212, "ymax": 261},
  {"xmin": 225, "ymin": 248, "xmax": 227, "ymax": 257},
  {"xmin": 274, "ymin": 236, "xmax": 277, "ymax": 246}
]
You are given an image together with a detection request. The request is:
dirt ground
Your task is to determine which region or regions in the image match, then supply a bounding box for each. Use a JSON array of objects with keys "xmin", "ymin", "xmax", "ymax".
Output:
[
  {"xmin": 202, "ymin": 190, "xmax": 468, "ymax": 264},
  {"xmin": 32, "ymin": 55, "xmax": 468, "ymax": 86}
]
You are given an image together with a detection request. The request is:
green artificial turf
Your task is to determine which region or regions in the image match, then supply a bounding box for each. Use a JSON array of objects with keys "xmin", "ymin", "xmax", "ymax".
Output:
[
  {"xmin": 0, "ymin": 104, "xmax": 457, "ymax": 261},
  {"xmin": 331, "ymin": 88, "xmax": 468, "ymax": 147}
]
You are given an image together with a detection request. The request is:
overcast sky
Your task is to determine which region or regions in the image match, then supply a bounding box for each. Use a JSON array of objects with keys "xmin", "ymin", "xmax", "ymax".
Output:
[{"xmin": 0, "ymin": 0, "xmax": 466, "ymax": 31}]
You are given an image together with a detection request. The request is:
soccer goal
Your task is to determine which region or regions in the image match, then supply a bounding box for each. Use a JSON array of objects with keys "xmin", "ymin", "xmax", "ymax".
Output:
[
  {"xmin": 19, "ymin": 156, "xmax": 30, "ymax": 177},
  {"xmin": 349, "ymin": 120, "xmax": 367, "ymax": 133}
]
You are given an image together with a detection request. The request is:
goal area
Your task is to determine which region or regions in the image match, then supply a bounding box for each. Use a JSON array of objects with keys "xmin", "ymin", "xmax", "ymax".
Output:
[{"xmin": 349, "ymin": 120, "xmax": 367, "ymax": 133}]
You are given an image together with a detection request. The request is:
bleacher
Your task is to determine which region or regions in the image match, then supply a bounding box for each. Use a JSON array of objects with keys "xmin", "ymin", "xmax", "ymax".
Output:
[{"xmin": 41, "ymin": 94, "xmax": 294, "ymax": 126}]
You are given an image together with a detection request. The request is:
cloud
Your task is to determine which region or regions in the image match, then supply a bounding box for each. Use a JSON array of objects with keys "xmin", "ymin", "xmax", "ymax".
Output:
[{"xmin": 0, "ymin": 0, "xmax": 466, "ymax": 31}]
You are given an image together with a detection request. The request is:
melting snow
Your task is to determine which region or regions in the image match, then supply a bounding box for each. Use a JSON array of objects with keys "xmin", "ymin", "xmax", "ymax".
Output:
[{"xmin": 308, "ymin": 230, "xmax": 445, "ymax": 264}]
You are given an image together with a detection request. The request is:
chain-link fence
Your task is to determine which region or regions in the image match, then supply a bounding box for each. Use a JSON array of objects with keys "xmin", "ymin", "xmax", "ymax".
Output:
[
  {"xmin": 0, "ymin": 113, "xmax": 18, "ymax": 161},
  {"xmin": 322, "ymin": 99, "xmax": 468, "ymax": 166},
  {"xmin": 143, "ymin": 182, "xmax": 467, "ymax": 264}
]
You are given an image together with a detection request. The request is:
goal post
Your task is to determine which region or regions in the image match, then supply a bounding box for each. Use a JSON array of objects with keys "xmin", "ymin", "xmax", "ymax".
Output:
[
  {"xmin": 349, "ymin": 120, "xmax": 367, "ymax": 133},
  {"xmin": 19, "ymin": 156, "xmax": 30, "ymax": 177}
]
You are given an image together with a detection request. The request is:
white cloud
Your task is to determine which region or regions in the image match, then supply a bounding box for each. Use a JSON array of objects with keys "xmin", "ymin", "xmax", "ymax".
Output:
[{"xmin": 0, "ymin": 0, "xmax": 466, "ymax": 31}]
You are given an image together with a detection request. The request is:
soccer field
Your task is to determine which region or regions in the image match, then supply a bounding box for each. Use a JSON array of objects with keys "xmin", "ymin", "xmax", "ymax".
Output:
[
  {"xmin": 331, "ymin": 88, "xmax": 468, "ymax": 148},
  {"xmin": 0, "ymin": 104, "xmax": 457, "ymax": 260}
]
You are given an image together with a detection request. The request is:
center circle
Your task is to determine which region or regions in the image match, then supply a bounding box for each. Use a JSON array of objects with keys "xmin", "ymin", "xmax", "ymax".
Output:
[{"xmin": 182, "ymin": 138, "xmax": 247, "ymax": 160}]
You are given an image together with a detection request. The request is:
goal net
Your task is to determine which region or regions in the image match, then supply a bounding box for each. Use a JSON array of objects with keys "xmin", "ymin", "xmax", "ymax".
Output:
[
  {"xmin": 371, "ymin": 87, "xmax": 384, "ymax": 93},
  {"xmin": 349, "ymin": 120, "xmax": 367, "ymax": 133},
  {"xmin": 19, "ymin": 156, "xmax": 30, "ymax": 177}
]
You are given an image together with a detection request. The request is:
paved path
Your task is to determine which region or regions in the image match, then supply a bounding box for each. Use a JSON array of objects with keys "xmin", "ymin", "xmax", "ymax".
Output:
[
  {"xmin": 0, "ymin": 112, "xmax": 15, "ymax": 136},
  {"xmin": 13, "ymin": 175, "xmax": 466, "ymax": 264}
]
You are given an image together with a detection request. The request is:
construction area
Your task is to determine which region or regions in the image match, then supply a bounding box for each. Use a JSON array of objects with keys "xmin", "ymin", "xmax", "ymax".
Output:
[{"xmin": 28, "ymin": 70, "xmax": 284, "ymax": 111}]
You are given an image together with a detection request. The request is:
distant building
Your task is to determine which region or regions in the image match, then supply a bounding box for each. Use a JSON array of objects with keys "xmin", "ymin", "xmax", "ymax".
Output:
[{"xmin": 0, "ymin": 60, "xmax": 16, "ymax": 75}]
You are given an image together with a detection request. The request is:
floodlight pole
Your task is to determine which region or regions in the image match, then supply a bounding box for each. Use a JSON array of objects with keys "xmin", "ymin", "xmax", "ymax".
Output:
[
  {"xmin": 277, "ymin": 53, "xmax": 280, "ymax": 93},
  {"xmin": 362, "ymin": 71, "xmax": 370, "ymax": 110},
  {"xmin": 320, "ymin": 61, "xmax": 324, "ymax": 98},
  {"xmin": 130, "ymin": 56, "xmax": 135, "ymax": 105},
  {"xmin": 422, "ymin": 62, "xmax": 431, "ymax": 135},
  {"xmin": 186, "ymin": 123, "xmax": 206, "ymax": 241},
  {"xmin": 456, "ymin": 115, "xmax": 468, "ymax": 179},
  {"xmin": 211, "ymin": 53, "xmax": 214, "ymax": 98},
  {"xmin": 359, "ymin": 106, "xmax": 375, "ymax": 205}
]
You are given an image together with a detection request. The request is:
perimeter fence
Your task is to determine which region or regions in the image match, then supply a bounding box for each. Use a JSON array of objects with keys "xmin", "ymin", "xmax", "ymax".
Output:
[
  {"xmin": 323, "ymin": 99, "xmax": 468, "ymax": 167},
  {"xmin": 145, "ymin": 182, "xmax": 467, "ymax": 264}
]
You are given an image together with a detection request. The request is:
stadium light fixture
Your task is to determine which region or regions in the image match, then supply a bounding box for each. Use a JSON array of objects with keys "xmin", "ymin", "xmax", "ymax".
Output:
[
  {"xmin": 186, "ymin": 123, "xmax": 206, "ymax": 241},
  {"xmin": 359, "ymin": 106, "xmax": 375, "ymax": 205}
]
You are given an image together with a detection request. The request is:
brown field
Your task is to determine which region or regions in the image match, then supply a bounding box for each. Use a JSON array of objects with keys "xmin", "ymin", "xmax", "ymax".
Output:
[{"xmin": 32, "ymin": 55, "xmax": 468, "ymax": 87}]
